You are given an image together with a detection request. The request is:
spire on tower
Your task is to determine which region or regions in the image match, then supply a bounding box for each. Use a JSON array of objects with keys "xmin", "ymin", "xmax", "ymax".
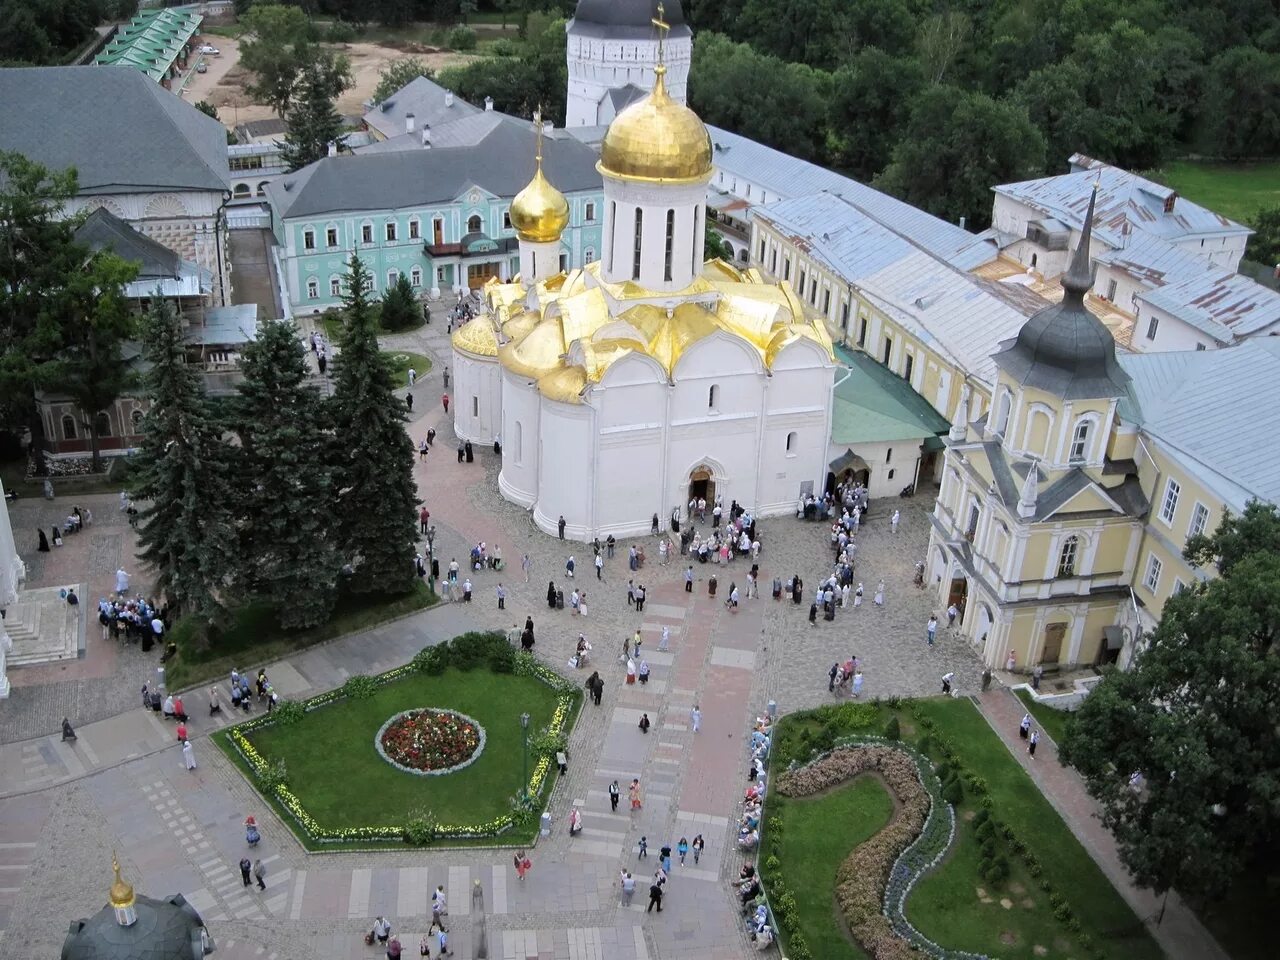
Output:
[
  {"xmin": 1062, "ymin": 181, "xmax": 1099, "ymax": 302},
  {"xmin": 652, "ymin": 2, "xmax": 669, "ymax": 73}
]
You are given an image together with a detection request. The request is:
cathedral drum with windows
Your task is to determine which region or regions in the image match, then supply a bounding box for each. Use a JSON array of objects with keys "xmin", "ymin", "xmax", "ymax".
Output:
[
  {"xmin": 927, "ymin": 186, "xmax": 1149, "ymax": 672},
  {"xmin": 451, "ymin": 12, "xmax": 836, "ymax": 540}
]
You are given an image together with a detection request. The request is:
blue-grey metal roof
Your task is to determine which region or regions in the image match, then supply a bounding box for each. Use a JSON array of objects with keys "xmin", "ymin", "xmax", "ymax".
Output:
[
  {"xmin": 1119, "ymin": 339, "xmax": 1280, "ymax": 505},
  {"xmin": 186, "ymin": 305, "xmax": 259, "ymax": 346},
  {"xmin": 1137, "ymin": 269, "xmax": 1280, "ymax": 343},
  {"xmin": 994, "ymin": 164, "xmax": 1250, "ymax": 249},
  {"xmin": 706, "ymin": 124, "xmax": 997, "ymax": 270},
  {"xmin": 364, "ymin": 75, "xmax": 482, "ymax": 140},
  {"xmin": 0, "ymin": 67, "xmax": 229, "ymax": 195}
]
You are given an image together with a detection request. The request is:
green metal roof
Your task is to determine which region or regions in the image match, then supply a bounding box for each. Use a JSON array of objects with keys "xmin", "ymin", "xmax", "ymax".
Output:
[
  {"xmin": 830, "ymin": 345, "xmax": 951, "ymax": 445},
  {"xmin": 94, "ymin": 8, "xmax": 202, "ymax": 81}
]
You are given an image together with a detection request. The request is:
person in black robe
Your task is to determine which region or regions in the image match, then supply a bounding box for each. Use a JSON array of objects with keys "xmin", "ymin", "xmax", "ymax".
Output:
[
  {"xmin": 465, "ymin": 440, "xmax": 474, "ymax": 462},
  {"xmin": 547, "ymin": 581, "xmax": 557, "ymax": 609},
  {"xmin": 51, "ymin": 525, "xmax": 61, "ymax": 546},
  {"xmin": 38, "ymin": 528, "xmax": 49, "ymax": 552}
]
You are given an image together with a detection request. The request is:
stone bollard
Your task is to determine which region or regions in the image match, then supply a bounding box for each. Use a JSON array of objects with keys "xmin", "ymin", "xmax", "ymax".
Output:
[
  {"xmin": 540, "ymin": 812, "xmax": 552, "ymax": 837},
  {"xmin": 767, "ymin": 699, "xmax": 777, "ymax": 720}
]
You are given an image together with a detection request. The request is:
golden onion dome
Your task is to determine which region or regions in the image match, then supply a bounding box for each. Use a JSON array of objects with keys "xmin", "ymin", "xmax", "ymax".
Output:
[
  {"xmin": 109, "ymin": 856, "xmax": 135, "ymax": 909},
  {"xmin": 598, "ymin": 68, "xmax": 713, "ymax": 184},
  {"xmin": 538, "ymin": 364, "xmax": 588, "ymax": 404},
  {"xmin": 501, "ymin": 309, "xmax": 540, "ymax": 344},
  {"xmin": 499, "ymin": 318, "xmax": 566, "ymax": 379},
  {"xmin": 451, "ymin": 317, "xmax": 499, "ymax": 358},
  {"xmin": 509, "ymin": 162, "xmax": 569, "ymax": 243}
]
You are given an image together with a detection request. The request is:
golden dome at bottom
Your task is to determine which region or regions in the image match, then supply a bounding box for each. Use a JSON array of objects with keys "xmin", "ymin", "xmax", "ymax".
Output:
[
  {"xmin": 499, "ymin": 318, "xmax": 566, "ymax": 379},
  {"xmin": 451, "ymin": 316, "xmax": 499, "ymax": 358},
  {"xmin": 538, "ymin": 365, "xmax": 588, "ymax": 404},
  {"xmin": 510, "ymin": 164, "xmax": 570, "ymax": 243}
]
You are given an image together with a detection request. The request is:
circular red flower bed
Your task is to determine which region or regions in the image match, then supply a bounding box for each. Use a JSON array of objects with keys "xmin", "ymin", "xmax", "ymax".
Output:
[{"xmin": 375, "ymin": 709, "xmax": 486, "ymax": 776}]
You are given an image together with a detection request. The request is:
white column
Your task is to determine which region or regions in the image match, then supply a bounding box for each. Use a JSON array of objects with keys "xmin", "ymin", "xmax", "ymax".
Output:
[{"xmin": 0, "ymin": 478, "xmax": 23, "ymax": 699}]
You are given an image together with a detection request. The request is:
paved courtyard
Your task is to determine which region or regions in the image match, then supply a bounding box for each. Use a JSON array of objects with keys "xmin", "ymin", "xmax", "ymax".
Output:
[{"xmin": 0, "ymin": 319, "xmax": 1211, "ymax": 959}]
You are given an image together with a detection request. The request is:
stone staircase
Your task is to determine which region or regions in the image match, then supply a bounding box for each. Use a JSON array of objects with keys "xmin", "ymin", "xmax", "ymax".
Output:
[{"xmin": 5, "ymin": 584, "xmax": 84, "ymax": 666}]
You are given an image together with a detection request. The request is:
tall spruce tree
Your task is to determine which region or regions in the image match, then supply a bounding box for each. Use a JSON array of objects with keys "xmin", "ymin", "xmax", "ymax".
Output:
[
  {"xmin": 131, "ymin": 297, "xmax": 235, "ymax": 625},
  {"xmin": 279, "ymin": 55, "xmax": 350, "ymax": 171},
  {"xmin": 330, "ymin": 255, "xmax": 418, "ymax": 595},
  {"xmin": 233, "ymin": 319, "xmax": 339, "ymax": 628}
]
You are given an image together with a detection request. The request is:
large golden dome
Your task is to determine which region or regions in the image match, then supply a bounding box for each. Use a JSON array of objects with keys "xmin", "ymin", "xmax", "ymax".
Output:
[
  {"xmin": 451, "ymin": 316, "xmax": 499, "ymax": 357},
  {"xmin": 598, "ymin": 68, "xmax": 712, "ymax": 184},
  {"xmin": 509, "ymin": 162, "xmax": 569, "ymax": 243}
]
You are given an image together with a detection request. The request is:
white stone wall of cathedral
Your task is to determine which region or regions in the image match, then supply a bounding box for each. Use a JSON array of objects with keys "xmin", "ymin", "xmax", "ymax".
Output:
[
  {"xmin": 600, "ymin": 175, "xmax": 708, "ymax": 291},
  {"xmin": 450, "ymin": 348, "xmax": 502, "ymax": 445},
  {"xmin": 69, "ymin": 190, "xmax": 231, "ymax": 306},
  {"xmin": 565, "ymin": 31, "xmax": 692, "ymax": 126},
  {"xmin": 518, "ymin": 238, "xmax": 562, "ymax": 285},
  {"xmin": 532, "ymin": 397, "xmax": 596, "ymax": 539},
  {"xmin": 497, "ymin": 369, "xmax": 541, "ymax": 507}
]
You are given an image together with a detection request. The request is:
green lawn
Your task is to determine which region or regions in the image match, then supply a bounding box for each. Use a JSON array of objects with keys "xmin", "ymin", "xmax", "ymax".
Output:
[
  {"xmin": 318, "ymin": 306, "xmax": 425, "ymax": 342},
  {"xmin": 765, "ymin": 777, "xmax": 894, "ymax": 960},
  {"xmin": 1014, "ymin": 688, "xmax": 1075, "ymax": 746},
  {"xmin": 383, "ymin": 350, "xmax": 433, "ymax": 386},
  {"xmin": 909, "ymin": 699, "xmax": 1159, "ymax": 960},
  {"xmin": 232, "ymin": 666, "xmax": 562, "ymax": 840},
  {"xmin": 1154, "ymin": 159, "xmax": 1280, "ymax": 224},
  {"xmin": 165, "ymin": 581, "xmax": 435, "ymax": 691}
]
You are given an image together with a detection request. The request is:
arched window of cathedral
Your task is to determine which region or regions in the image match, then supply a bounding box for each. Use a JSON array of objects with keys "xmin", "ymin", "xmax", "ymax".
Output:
[
  {"xmin": 785, "ymin": 431, "xmax": 798, "ymax": 455},
  {"xmin": 608, "ymin": 202, "xmax": 617, "ymax": 272},
  {"xmin": 708, "ymin": 384, "xmax": 720, "ymax": 411},
  {"xmin": 61, "ymin": 415, "xmax": 77, "ymax": 439},
  {"xmin": 632, "ymin": 209, "xmax": 643, "ymax": 281},
  {"xmin": 664, "ymin": 209, "xmax": 675, "ymax": 282},
  {"xmin": 993, "ymin": 390, "xmax": 1012, "ymax": 436},
  {"xmin": 514, "ymin": 421, "xmax": 523, "ymax": 465},
  {"xmin": 1070, "ymin": 418, "xmax": 1092, "ymax": 462},
  {"xmin": 1057, "ymin": 536, "xmax": 1078, "ymax": 578}
]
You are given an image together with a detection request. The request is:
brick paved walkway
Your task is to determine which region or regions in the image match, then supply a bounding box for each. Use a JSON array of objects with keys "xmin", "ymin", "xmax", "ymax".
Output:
[{"xmin": 977, "ymin": 687, "xmax": 1226, "ymax": 960}]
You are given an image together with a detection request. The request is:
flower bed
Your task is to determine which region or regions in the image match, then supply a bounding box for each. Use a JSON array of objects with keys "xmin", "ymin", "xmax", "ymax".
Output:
[
  {"xmin": 376, "ymin": 709, "xmax": 485, "ymax": 775},
  {"xmin": 775, "ymin": 740, "xmax": 986, "ymax": 960},
  {"xmin": 222, "ymin": 638, "xmax": 579, "ymax": 845}
]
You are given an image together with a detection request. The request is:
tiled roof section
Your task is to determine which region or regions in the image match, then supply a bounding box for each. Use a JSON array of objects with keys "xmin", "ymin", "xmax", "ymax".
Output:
[
  {"xmin": 757, "ymin": 194, "xmax": 1043, "ymax": 384},
  {"xmin": 94, "ymin": 9, "xmax": 202, "ymax": 81},
  {"xmin": 993, "ymin": 163, "xmax": 1250, "ymax": 249},
  {"xmin": 0, "ymin": 66, "xmax": 229, "ymax": 195},
  {"xmin": 76, "ymin": 208, "xmax": 179, "ymax": 279},
  {"xmin": 270, "ymin": 116, "xmax": 603, "ymax": 219},
  {"xmin": 705, "ymin": 124, "xmax": 997, "ymax": 270},
  {"xmin": 1119, "ymin": 339, "xmax": 1280, "ymax": 505}
]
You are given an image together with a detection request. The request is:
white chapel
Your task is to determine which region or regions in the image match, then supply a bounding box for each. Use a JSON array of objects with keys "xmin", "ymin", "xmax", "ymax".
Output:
[{"xmin": 451, "ymin": 12, "xmax": 836, "ymax": 541}]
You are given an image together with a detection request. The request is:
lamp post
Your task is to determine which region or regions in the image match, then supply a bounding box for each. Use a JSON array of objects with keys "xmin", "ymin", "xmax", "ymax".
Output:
[{"xmin": 520, "ymin": 712, "xmax": 530, "ymax": 800}]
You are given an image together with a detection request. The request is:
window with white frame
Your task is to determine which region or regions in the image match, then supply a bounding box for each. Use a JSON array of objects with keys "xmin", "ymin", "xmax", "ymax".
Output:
[
  {"xmin": 307, "ymin": 278, "xmax": 318, "ymax": 299},
  {"xmin": 1172, "ymin": 578, "xmax": 1186, "ymax": 595},
  {"xmin": 1160, "ymin": 478, "xmax": 1180, "ymax": 524},
  {"xmin": 584, "ymin": 248, "xmax": 595, "ymax": 264},
  {"xmin": 325, "ymin": 226, "xmax": 338, "ymax": 247},
  {"xmin": 1070, "ymin": 419, "xmax": 1090, "ymax": 461},
  {"xmin": 388, "ymin": 269, "xmax": 399, "ymax": 287},
  {"xmin": 1144, "ymin": 553, "xmax": 1163, "ymax": 591},
  {"xmin": 503, "ymin": 210, "xmax": 512, "ymax": 230},
  {"xmin": 1057, "ymin": 535, "xmax": 1078, "ymax": 578},
  {"xmin": 329, "ymin": 277, "xmax": 341, "ymax": 297},
  {"xmin": 585, "ymin": 202, "xmax": 595, "ymax": 222},
  {"xmin": 993, "ymin": 390, "xmax": 1011, "ymax": 435},
  {"xmin": 467, "ymin": 214, "xmax": 482, "ymax": 233},
  {"xmin": 410, "ymin": 267, "xmax": 422, "ymax": 287},
  {"xmin": 1188, "ymin": 502, "xmax": 1209, "ymax": 539},
  {"xmin": 386, "ymin": 221, "xmax": 398, "ymax": 242},
  {"xmin": 361, "ymin": 223, "xmax": 373, "ymax": 244},
  {"xmin": 303, "ymin": 229, "xmax": 316, "ymax": 250},
  {"xmin": 1146, "ymin": 314, "xmax": 1159, "ymax": 341},
  {"xmin": 409, "ymin": 219, "xmax": 420, "ymax": 240}
]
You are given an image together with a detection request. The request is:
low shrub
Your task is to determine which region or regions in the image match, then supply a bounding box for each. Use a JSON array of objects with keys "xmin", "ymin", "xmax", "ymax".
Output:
[
  {"xmin": 255, "ymin": 757, "xmax": 287, "ymax": 793},
  {"xmin": 972, "ymin": 807, "xmax": 990, "ymax": 827},
  {"xmin": 271, "ymin": 700, "xmax": 306, "ymax": 726},
  {"xmin": 941, "ymin": 777, "xmax": 963, "ymax": 804},
  {"xmin": 883, "ymin": 715, "xmax": 901, "ymax": 740},
  {"xmin": 342, "ymin": 674, "xmax": 378, "ymax": 699},
  {"xmin": 446, "ymin": 25, "xmax": 477, "ymax": 50},
  {"xmin": 402, "ymin": 808, "xmax": 438, "ymax": 846}
]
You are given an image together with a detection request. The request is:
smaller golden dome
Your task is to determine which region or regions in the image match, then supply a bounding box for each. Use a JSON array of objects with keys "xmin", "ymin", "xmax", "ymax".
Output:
[
  {"xmin": 538, "ymin": 365, "xmax": 588, "ymax": 404},
  {"xmin": 501, "ymin": 309, "xmax": 540, "ymax": 344},
  {"xmin": 451, "ymin": 317, "xmax": 499, "ymax": 358},
  {"xmin": 598, "ymin": 68, "xmax": 713, "ymax": 184},
  {"xmin": 499, "ymin": 318, "xmax": 566, "ymax": 379},
  {"xmin": 109, "ymin": 856, "xmax": 135, "ymax": 909},
  {"xmin": 509, "ymin": 162, "xmax": 569, "ymax": 244}
]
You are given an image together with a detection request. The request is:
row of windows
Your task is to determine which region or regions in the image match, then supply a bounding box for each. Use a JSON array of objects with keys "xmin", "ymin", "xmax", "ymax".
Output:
[
  {"xmin": 60, "ymin": 411, "xmax": 141, "ymax": 440},
  {"xmin": 1158, "ymin": 477, "xmax": 1209, "ymax": 538},
  {"xmin": 301, "ymin": 204, "xmax": 598, "ymax": 252},
  {"xmin": 307, "ymin": 266, "xmax": 429, "ymax": 299}
]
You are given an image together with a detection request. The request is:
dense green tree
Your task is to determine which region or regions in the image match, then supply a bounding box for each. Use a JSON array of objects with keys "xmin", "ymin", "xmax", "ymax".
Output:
[
  {"xmin": 1012, "ymin": 62, "xmax": 1093, "ymax": 172},
  {"xmin": 1061, "ymin": 502, "xmax": 1280, "ymax": 903},
  {"xmin": 827, "ymin": 49, "xmax": 924, "ymax": 181},
  {"xmin": 56, "ymin": 250, "xmax": 138, "ymax": 472},
  {"xmin": 239, "ymin": 4, "xmax": 321, "ymax": 116},
  {"xmin": 690, "ymin": 33, "xmax": 830, "ymax": 162},
  {"xmin": 916, "ymin": 11, "xmax": 972, "ymax": 84},
  {"xmin": 704, "ymin": 222, "xmax": 735, "ymax": 261},
  {"xmin": 371, "ymin": 57, "xmax": 434, "ymax": 105},
  {"xmin": 329, "ymin": 255, "xmax": 418, "ymax": 596},
  {"xmin": 436, "ymin": 14, "xmax": 566, "ymax": 122},
  {"xmin": 379, "ymin": 273, "xmax": 419, "ymax": 331},
  {"xmin": 131, "ymin": 297, "xmax": 235, "ymax": 625},
  {"xmin": 280, "ymin": 55, "xmax": 352, "ymax": 171},
  {"xmin": 1245, "ymin": 205, "xmax": 1280, "ymax": 267},
  {"xmin": 876, "ymin": 86, "xmax": 1045, "ymax": 229},
  {"xmin": 233, "ymin": 320, "xmax": 340, "ymax": 629},
  {"xmin": 1197, "ymin": 46, "xmax": 1280, "ymax": 159}
]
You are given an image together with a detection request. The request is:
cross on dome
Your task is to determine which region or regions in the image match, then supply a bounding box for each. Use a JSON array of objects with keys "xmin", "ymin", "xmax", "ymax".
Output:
[{"xmin": 652, "ymin": 3, "xmax": 669, "ymax": 71}]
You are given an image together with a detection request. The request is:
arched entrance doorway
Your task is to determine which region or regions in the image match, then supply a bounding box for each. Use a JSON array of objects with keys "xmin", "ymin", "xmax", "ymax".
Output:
[
  {"xmin": 829, "ymin": 449, "xmax": 870, "ymax": 490},
  {"xmin": 946, "ymin": 571, "xmax": 968, "ymax": 620},
  {"xmin": 688, "ymin": 465, "xmax": 715, "ymax": 505}
]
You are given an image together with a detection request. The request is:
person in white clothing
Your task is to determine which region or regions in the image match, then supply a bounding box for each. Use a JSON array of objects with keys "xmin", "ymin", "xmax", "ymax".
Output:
[
  {"xmin": 890, "ymin": 509, "xmax": 900, "ymax": 533},
  {"xmin": 115, "ymin": 568, "xmax": 129, "ymax": 595},
  {"xmin": 182, "ymin": 740, "xmax": 196, "ymax": 770},
  {"xmin": 690, "ymin": 705, "xmax": 701, "ymax": 732}
]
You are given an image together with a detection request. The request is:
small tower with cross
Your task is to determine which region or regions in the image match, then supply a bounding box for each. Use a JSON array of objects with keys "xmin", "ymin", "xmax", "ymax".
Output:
[{"xmin": 565, "ymin": 0, "xmax": 693, "ymax": 128}]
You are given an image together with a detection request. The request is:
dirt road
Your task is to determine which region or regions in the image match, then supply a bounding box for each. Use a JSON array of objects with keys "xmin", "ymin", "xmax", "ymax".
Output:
[{"xmin": 179, "ymin": 34, "xmax": 481, "ymax": 128}]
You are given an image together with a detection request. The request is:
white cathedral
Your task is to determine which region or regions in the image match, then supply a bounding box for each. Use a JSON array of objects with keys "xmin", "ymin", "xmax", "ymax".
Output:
[{"xmin": 450, "ymin": 2, "xmax": 837, "ymax": 541}]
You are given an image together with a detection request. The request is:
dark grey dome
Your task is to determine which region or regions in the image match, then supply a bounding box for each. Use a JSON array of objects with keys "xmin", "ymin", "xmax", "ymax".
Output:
[
  {"xmin": 993, "ymin": 187, "xmax": 1131, "ymax": 401},
  {"xmin": 570, "ymin": 0, "xmax": 690, "ymax": 37},
  {"xmin": 573, "ymin": 0, "xmax": 684, "ymax": 28},
  {"xmin": 62, "ymin": 895, "xmax": 209, "ymax": 960}
]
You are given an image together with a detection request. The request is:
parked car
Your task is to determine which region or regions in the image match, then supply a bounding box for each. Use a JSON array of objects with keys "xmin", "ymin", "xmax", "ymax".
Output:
[
  {"xmin": 197, "ymin": 44, "xmax": 219, "ymax": 54},
  {"xmin": 196, "ymin": 62, "xmax": 207, "ymax": 73}
]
